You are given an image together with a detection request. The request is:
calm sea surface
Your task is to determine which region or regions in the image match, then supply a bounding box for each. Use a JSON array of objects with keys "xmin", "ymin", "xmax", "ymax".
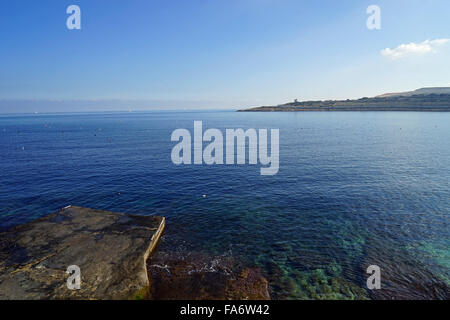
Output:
[{"xmin": 0, "ymin": 111, "xmax": 449, "ymax": 299}]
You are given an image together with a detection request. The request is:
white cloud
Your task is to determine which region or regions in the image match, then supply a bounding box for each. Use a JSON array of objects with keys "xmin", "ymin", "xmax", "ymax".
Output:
[{"xmin": 381, "ymin": 39, "xmax": 450, "ymax": 60}]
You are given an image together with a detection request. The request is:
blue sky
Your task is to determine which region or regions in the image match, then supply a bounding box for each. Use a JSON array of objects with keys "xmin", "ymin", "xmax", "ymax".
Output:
[{"xmin": 0, "ymin": 0, "xmax": 449, "ymax": 112}]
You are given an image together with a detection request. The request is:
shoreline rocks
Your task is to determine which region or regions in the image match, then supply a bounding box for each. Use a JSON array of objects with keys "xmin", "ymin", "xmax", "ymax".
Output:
[{"xmin": 147, "ymin": 251, "xmax": 271, "ymax": 300}]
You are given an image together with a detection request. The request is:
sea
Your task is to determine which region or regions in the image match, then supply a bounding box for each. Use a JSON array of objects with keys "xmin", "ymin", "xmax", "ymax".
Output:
[{"xmin": 0, "ymin": 110, "xmax": 449, "ymax": 299}]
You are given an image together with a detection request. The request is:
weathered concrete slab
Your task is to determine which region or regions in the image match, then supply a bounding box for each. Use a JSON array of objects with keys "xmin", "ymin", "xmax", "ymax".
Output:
[{"xmin": 0, "ymin": 206, "xmax": 164, "ymax": 300}]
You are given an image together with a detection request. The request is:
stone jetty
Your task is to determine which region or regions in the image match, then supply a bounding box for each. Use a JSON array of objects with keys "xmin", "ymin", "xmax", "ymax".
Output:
[{"xmin": 0, "ymin": 206, "xmax": 165, "ymax": 300}]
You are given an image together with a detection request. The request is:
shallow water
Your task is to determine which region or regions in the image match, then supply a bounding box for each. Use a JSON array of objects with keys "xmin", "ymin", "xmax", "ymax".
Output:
[{"xmin": 0, "ymin": 111, "xmax": 449, "ymax": 299}]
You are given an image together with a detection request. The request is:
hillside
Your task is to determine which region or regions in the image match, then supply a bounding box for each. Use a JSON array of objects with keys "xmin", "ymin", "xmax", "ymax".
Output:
[
  {"xmin": 377, "ymin": 87, "xmax": 450, "ymax": 98},
  {"xmin": 239, "ymin": 88, "xmax": 450, "ymax": 112}
]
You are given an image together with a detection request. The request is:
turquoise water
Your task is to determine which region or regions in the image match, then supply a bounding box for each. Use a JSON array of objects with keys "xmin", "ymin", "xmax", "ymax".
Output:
[{"xmin": 0, "ymin": 111, "xmax": 449, "ymax": 299}]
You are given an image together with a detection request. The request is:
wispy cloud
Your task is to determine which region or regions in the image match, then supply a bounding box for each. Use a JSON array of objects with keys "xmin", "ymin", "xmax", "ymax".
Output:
[{"xmin": 381, "ymin": 39, "xmax": 450, "ymax": 60}]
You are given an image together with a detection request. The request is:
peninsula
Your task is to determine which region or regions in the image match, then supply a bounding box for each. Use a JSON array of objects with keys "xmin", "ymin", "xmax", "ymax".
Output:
[{"xmin": 239, "ymin": 87, "xmax": 450, "ymax": 112}]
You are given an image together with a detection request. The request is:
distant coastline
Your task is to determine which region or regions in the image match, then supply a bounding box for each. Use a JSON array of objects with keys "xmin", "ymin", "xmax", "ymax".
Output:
[{"xmin": 239, "ymin": 87, "xmax": 450, "ymax": 112}]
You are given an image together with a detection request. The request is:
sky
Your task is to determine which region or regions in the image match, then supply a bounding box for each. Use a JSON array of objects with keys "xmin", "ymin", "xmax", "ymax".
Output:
[{"xmin": 0, "ymin": 0, "xmax": 449, "ymax": 112}]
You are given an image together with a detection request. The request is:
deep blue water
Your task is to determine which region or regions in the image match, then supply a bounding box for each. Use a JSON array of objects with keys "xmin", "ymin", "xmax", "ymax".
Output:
[{"xmin": 0, "ymin": 111, "xmax": 449, "ymax": 299}]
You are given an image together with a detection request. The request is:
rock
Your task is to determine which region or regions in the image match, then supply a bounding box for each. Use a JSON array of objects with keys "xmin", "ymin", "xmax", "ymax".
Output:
[
  {"xmin": 226, "ymin": 268, "xmax": 270, "ymax": 300},
  {"xmin": 147, "ymin": 252, "xmax": 270, "ymax": 300},
  {"xmin": 0, "ymin": 206, "xmax": 165, "ymax": 300}
]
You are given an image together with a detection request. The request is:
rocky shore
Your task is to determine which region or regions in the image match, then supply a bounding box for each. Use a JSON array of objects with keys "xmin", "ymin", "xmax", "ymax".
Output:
[
  {"xmin": 147, "ymin": 251, "xmax": 270, "ymax": 300},
  {"xmin": 0, "ymin": 206, "xmax": 270, "ymax": 300}
]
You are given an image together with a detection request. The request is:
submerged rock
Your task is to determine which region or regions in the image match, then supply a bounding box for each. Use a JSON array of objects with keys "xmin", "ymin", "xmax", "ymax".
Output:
[
  {"xmin": 147, "ymin": 251, "xmax": 270, "ymax": 300},
  {"xmin": 361, "ymin": 238, "xmax": 450, "ymax": 300}
]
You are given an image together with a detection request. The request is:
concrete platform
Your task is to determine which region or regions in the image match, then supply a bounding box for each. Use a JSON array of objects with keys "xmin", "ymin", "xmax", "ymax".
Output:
[{"xmin": 0, "ymin": 206, "xmax": 165, "ymax": 300}]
